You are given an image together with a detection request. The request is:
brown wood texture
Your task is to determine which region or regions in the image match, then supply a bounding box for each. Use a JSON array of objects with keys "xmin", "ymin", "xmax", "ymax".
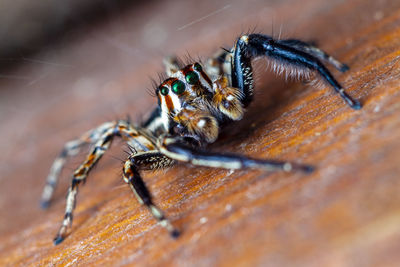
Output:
[{"xmin": 1, "ymin": 0, "xmax": 400, "ymax": 266}]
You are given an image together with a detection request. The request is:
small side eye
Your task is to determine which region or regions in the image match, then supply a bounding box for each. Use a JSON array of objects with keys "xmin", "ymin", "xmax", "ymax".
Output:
[
  {"xmin": 193, "ymin": 63, "xmax": 202, "ymax": 72},
  {"xmin": 160, "ymin": 86, "xmax": 169, "ymax": 96},
  {"xmin": 185, "ymin": 71, "xmax": 199, "ymax": 85},
  {"xmin": 172, "ymin": 80, "xmax": 186, "ymax": 94}
]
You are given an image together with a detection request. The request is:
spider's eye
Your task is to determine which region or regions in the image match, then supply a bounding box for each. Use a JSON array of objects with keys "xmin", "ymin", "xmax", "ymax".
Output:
[
  {"xmin": 172, "ymin": 80, "xmax": 185, "ymax": 94},
  {"xmin": 160, "ymin": 86, "xmax": 169, "ymax": 96},
  {"xmin": 185, "ymin": 71, "xmax": 199, "ymax": 85},
  {"xmin": 193, "ymin": 63, "xmax": 202, "ymax": 72}
]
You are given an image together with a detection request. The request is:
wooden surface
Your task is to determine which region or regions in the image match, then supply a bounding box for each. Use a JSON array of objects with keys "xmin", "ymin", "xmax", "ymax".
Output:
[{"xmin": 1, "ymin": 0, "xmax": 400, "ymax": 266}]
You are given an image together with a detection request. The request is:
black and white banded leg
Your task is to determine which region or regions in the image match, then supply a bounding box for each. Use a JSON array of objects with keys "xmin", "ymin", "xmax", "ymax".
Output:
[
  {"xmin": 122, "ymin": 151, "xmax": 179, "ymax": 237},
  {"xmin": 41, "ymin": 121, "xmax": 115, "ymax": 208},
  {"xmin": 53, "ymin": 125, "xmax": 116, "ymax": 244},
  {"xmin": 159, "ymin": 136, "xmax": 314, "ymax": 173},
  {"xmin": 52, "ymin": 120, "xmax": 154, "ymax": 245}
]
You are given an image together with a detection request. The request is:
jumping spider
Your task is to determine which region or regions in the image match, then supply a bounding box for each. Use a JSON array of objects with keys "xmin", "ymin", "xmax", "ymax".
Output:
[{"xmin": 41, "ymin": 33, "xmax": 360, "ymax": 245}]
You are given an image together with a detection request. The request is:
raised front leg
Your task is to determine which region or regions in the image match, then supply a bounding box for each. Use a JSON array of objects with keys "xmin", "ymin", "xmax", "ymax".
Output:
[
  {"xmin": 163, "ymin": 56, "xmax": 181, "ymax": 76},
  {"xmin": 232, "ymin": 33, "xmax": 361, "ymax": 109},
  {"xmin": 279, "ymin": 39, "xmax": 349, "ymax": 72}
]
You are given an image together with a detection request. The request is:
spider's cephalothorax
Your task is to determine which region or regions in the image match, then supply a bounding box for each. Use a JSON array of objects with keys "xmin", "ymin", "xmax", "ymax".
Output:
[
  {"xmin": 41, "ymin": 33, "xmax": 361, "ymax": 245},
  {"xmin": 153, "ymin": 61, "xmax": 245, "ymax": 144}
]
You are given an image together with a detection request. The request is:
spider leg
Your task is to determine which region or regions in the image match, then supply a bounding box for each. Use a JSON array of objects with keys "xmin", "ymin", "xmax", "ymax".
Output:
[
  {"xmin": 41, "ymin": 121, "xmax": 115, "ymax": 208},
  {"xmin": 204, "ymin": 50, "xmax": 231, "ymax": 81},
  {"xmin": 279, "ymin": 39, "xmax": 349, "ymax": 72},
  {"xmin": 122, "ymin": 151, "xmax": 179, "ymax": 238},
  {"xmin": 53, "ymin": 120, "xmax": 156, "ymax": 245},
  {"xmin": 53, "ymin": 126, "xmax": 114, "ymax": 245},
  {"xmin": 159, "ymin": 136, "xmax": 314, "ymax": 173},
  {"xmin": 232, "ymin": 33, "xmax": 361, "ymax": 109},
  {"xmin": 163, "ymin": 56, "xmax": 181, "ymax": 76}
]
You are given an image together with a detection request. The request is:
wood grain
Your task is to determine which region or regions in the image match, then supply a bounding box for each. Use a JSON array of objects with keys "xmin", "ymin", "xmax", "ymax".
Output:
[{"xmin": 1, "ymin": 0, "xmax": 400, "ymax": 266}]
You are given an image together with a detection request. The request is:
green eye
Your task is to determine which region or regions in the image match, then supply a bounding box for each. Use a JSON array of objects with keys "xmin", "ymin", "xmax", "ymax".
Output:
[
  {"xmin": 193, "ymin": 63, "xmax": 202, "ymax": 72},
  {"xmin": 172, "ymin": 80, "xmax": 185, "ymax": 94},
  {"xmin": 160, "ymin": 86, "xmax": 169, "ymax": 96},
  {"xmin": 185, "ymin": 71, "xmax": 199, "ymax": 85}
]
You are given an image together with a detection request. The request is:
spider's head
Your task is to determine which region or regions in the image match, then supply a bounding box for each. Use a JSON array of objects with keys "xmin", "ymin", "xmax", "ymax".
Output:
[
  {"xmin": 156, "ymin": 62, "xmax": 219, "ymax": 143},
  {"xmin": 156, "ymin": 62, "xmax": 213, "ymax": 116}
]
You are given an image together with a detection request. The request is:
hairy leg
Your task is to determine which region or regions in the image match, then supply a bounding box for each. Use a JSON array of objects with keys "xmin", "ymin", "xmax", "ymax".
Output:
[
  {"xmin": 279, "ymin": 39, "xmax": 349, "ymax": 72},
  {"xmin": 122, "ymin": 151, "xmax": 178, "ymax": 237},
  {"xmin": 41, "ymin": 121, "xmax": 115, "ymax": 208},
  {"xmin": 231, "ymin": 33, "xmax": 361, "ymax": 109},
  {"xmin": 52, "ymin": 120, "xmax": 156, "ymax": 244},
  {"xmin": 159, "ymin": 136, "xmax": 313, "ymax": 173}
]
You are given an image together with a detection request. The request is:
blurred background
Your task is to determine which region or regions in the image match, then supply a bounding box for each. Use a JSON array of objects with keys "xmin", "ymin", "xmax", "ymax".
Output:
[
  {"xmin": 0, "ymin": 0, "xmax": 134, "ymax": 66},
  {"xmin": 1, "ymin": 0, "xmax": 400, "ymax": 266}
]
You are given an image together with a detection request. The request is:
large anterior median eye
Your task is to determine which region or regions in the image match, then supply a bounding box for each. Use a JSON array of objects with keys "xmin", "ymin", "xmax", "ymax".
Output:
[
  {"xmin": 172, "ymin": 80, "xmax": 185, "ymax": 94},
  {"xmin": 160, "ymin": 86, "xmax": 169, "ymax": 96},
  {"xmin": 185, "ymin": 71, "xmax": 199, "ymax": 85}
]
